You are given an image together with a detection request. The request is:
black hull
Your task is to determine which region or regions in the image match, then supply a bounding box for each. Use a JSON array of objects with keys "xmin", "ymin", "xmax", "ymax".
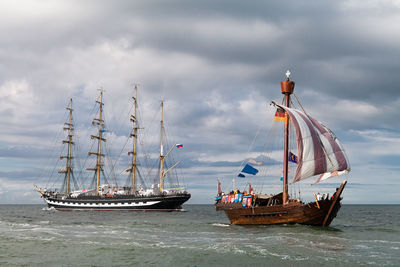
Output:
[{"xmin": 43, "ymin": 193, "xmax": 191, "ymax": 211}]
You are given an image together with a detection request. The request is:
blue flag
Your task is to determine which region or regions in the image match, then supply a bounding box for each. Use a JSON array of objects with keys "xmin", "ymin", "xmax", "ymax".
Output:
[
  {"xmin": 241, "ymin": 164, "xmax": 259, "ymax": 175},
  {"xmin": 289, "ymin": 152, "xmax": 298, "ymax": 164},
  {"xmin": 238, "ymin": 173, "xmax": 245, "ymax": 178}
]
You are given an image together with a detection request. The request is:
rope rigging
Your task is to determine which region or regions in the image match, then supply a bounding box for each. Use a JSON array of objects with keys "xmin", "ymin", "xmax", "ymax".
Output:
[{"xmin": 40, "ymin": 87, "xmax": 187, "ymax": 197}]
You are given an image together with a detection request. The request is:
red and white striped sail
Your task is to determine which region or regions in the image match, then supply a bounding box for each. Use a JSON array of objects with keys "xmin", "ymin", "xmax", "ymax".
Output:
[{"xmin": 276, "ymin": 104, "xmax": 350, "ymax": 183}]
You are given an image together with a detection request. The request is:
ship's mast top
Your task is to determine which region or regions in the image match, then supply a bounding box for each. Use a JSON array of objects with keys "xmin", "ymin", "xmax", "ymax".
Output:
[
  {"xmin": 87, "ymin": 89, "xmax": 106, "ymax": 195},
  {"xmin": 159, "ymin": 100, "xmax": 165, "ymax": 192},
  {"xmin": 281, "ymin": 70, "xmax": 295, "ymax": 205},
  {"xmin": 285, "ymin": 70, "xmax": 291, "ymax": 79},
  {"xmin": 281, "ymin": 70, "xmax": 295, "ymax": 93},
  {"xmin": 59, "ymin": 98, "xmax": 74, "ymax": 195},
  {"xmin": 128, "ymin": 85, "xmax": 139, "ymax": 193}
]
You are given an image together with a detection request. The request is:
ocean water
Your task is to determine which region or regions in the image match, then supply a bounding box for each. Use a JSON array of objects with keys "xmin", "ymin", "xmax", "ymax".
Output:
[{"xmin": 0, "ymin": 205, "xmax": 398, "ymax": 266}]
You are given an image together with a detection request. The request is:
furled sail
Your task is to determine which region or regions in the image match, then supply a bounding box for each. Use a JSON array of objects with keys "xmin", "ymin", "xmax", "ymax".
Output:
[{"xmin": 275, "ymin": 104, "xmax": 350, "ymax": 183}]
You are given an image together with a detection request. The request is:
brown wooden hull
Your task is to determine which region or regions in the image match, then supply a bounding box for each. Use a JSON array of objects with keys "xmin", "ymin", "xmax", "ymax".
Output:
[
  {"xmin": 217, "ymin": 198, "xmax": 340, "ymax": 226},
  {"xmin": 216, "ymin": 181, "xmax": 346, "ymax": 226}
]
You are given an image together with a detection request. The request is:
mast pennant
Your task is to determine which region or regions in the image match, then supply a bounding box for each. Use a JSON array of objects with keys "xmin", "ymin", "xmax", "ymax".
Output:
[{"xmin": 275, "ymin": 104, "xmax": 350, "ymax": 183}]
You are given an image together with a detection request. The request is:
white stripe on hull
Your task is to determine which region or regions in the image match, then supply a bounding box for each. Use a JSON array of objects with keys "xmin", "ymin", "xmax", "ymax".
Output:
[{"xmin": 45, "ymin": 198, "xmax": 161, "ymax": 208}]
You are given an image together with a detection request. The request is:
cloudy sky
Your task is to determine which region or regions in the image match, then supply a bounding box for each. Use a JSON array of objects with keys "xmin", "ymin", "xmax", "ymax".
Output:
[{"xmin": 0, "ymin": 0, "xmax": 399, "ymax": 204}]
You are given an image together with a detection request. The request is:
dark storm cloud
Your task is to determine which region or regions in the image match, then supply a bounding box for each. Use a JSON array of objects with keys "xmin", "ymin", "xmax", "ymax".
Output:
[{"xmin": 96, "ymin": 0, "xmax": 400, "ymax": 102}]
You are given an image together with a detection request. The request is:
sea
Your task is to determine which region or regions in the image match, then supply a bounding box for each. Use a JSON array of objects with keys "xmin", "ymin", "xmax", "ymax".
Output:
[{"xmin": 0, "ymin": 204, "xmax": 398, "ymax": 267}]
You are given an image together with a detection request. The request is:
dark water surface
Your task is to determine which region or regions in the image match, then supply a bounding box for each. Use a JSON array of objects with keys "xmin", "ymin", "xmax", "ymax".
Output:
[{"xmin": 0, "ymin": 204, "xmax": 398, "ymax": 266}]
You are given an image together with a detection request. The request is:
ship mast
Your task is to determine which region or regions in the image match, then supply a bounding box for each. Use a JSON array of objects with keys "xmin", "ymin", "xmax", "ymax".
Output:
[
  {"xmin": 281, "ymin": 70, "xmax": 295, "ymax": 205},
  {"xmin": 159, "ymin": 100, "xmax": 165, "ymax": 192},
  {"xmin": 59, "ymin": 98, "xmax": 74, "ymax": 195},
  {"xmin": 128, "ymin": 85, "xmax": 139, "ymax": 193},
  {"xmin": 87, "ymin": 89, "xmax": 106, "ymax": 195}
]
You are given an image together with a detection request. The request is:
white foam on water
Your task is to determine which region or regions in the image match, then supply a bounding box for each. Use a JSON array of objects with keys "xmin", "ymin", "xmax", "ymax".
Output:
[
  {"xmin": 42, "ymin": 206, "xmax": 56, "ymax": 211},
  {"xmin": 9, "ymin": 223, "xmax": 34, "ymax": 230},
  {"xmin": 231, "ymin": 246, "xmax": 246, "ymax": 255},
  {"xmin": 13, "ymin": 235, "xmax": 56, "ymax": 242},
  {"xmin": 360, "ymin": 239, "xmax": 400, "ymax": 244},
  {"xmin": 212, "ymin": 223, "xmax": 230, "ymax": 227},
  {"xmin": 31, "ymin": 227, "xmax": 65, "ymax": 236},
  {"xmin": 354, "ymin": 244, "xmax": 371, "ymax": 249},
  {"xmin": 206, "ymin": 243, "xmax": 224, "ymax": 252},
  {"xmin": 246, "ymin": 243, "xmax": 296, "ymax": 259},
  {"xmin": 80, "ymin": 240, "xmax": 101, "ymax": 245}
]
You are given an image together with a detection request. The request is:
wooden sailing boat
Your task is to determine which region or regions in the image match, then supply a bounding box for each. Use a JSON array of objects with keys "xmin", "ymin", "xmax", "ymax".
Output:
[
  {"xmin": 215, "ymin": 72, "xmax": 350, "ymax": 226},
  {"xmin": 35, "ymin": 86, "xmax": 190, "ymax": 211}
]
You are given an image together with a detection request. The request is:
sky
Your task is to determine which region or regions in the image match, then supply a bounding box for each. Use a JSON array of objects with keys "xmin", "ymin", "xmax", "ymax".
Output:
[{"xmin": 0, "ymin": 0, "xmax": 399, "ymax": 204}]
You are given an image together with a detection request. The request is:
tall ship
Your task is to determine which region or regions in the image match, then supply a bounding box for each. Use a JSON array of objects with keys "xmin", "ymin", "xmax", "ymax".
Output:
[
  {"xmin": 35, "ymin": 86, "xmax": 190, "ymax": 211},
  {"xmin": 215, "ymin": 72, "xmax": 350, "ymax": 226}
]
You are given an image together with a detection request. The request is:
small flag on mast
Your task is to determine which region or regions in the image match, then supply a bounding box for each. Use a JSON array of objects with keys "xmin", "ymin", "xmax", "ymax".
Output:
[
  {"xmin": 289, "ymin": 152, "xmax": 298, "ymax": 164},
  {"xmin": 249, "ymin": 184, "xmax": 254, "ymax": 195},
  {"xmin": 176, "ymin": 144, "xmax": 183, "ymax": 149},
  {"xmin": 241, "ymin": 164, "xmax": 259, "ymax": 175},
  {"xmin": 217, "ymin": 179, "xmax": 222, "ymax": 195},
  {"xmin": 273, "ymin": 108, "xmax": 286, "ymax": 122}
]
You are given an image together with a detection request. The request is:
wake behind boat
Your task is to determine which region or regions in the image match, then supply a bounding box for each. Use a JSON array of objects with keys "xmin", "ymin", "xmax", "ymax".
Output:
[
  {"xmin": 35, "ymin": 86, "xmax": 190, "ymax": 211},
  {"xmin": 215, "ymin": 71, "xmax": 350, "ymax": 226}
]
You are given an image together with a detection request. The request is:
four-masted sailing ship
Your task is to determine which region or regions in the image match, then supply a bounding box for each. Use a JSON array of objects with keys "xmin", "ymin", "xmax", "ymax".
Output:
[
  {"xmin": 215, "ymin": 72, "xmax": 350, "ymax": 226},
  {"xmin": 35, "ymin": 86, "xmax": 190, "ymax": 211}
]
